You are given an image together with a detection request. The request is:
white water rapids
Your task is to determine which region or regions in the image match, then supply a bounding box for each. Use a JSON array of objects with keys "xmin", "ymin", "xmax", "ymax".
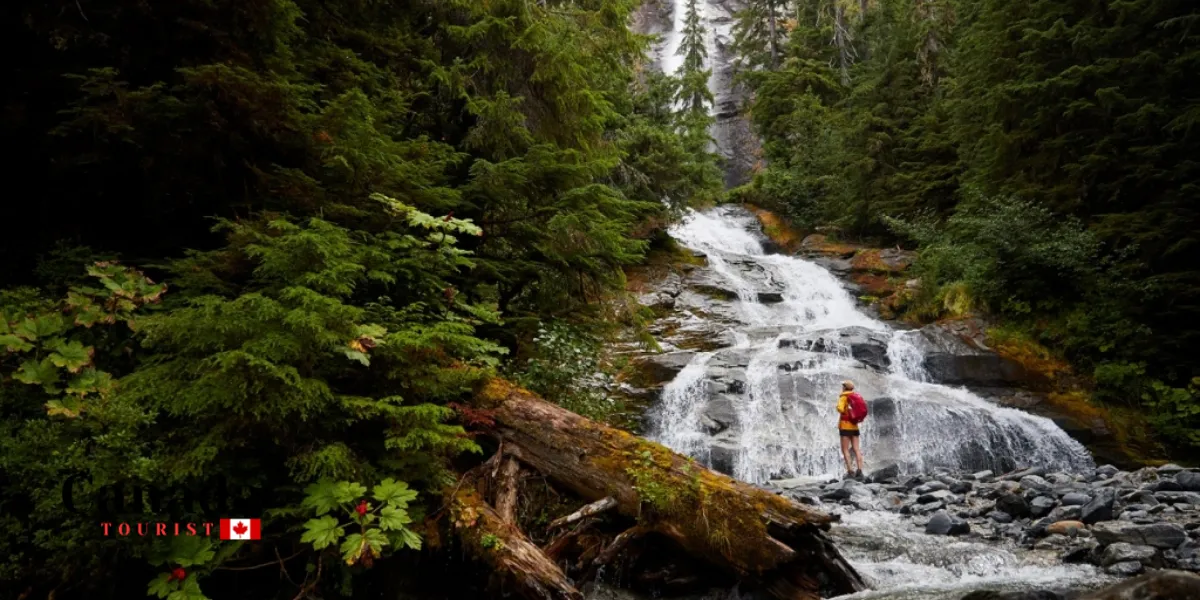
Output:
[
  {"xmin": 649, "ymin": 207, "xmax": 1093, "ymax": 483},
  {"xmin": 637, "ymin": 206, "xmax": 1104, "ymax": 599}
]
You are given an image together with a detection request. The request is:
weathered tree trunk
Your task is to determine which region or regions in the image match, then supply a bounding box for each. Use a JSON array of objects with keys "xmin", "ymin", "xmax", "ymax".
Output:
[
  {"xmin": 449, "ymin": 486, "xmax": 583, "ymax": 600},
  {"xmin": 476, "ymin": 379, "xmax": 865, "ymax": 600}
]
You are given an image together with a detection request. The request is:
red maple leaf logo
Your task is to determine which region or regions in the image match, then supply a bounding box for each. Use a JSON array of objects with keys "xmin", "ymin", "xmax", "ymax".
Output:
[{"xmin": 232, "ymin": 521, "xmax": 248, "ymax": 536}]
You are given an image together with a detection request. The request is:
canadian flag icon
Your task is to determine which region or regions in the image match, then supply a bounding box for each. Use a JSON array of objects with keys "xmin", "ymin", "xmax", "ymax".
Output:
[{"xmin": 219, "ymin": 518, "xmax": 261, "ymax": 540}]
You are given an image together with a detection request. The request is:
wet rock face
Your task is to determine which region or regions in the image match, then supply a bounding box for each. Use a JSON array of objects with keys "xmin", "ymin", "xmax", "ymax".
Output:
[
  {"xmin": 914, "ymin": 323, "xmax": 1032, "ymax": 387},
  {"xmin": 778, "ymin": 326, "xmax": 893, "ymax": 372}
]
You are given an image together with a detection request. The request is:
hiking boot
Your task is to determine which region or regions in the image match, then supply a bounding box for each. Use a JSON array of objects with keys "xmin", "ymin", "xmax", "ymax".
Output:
[
  {"xmin": 843, "ymin": 471, "xmax": 856, "ymax": 480},
  {"xmin": 854, "ymin": 469, "xmax": 864, "ymax": 480}
]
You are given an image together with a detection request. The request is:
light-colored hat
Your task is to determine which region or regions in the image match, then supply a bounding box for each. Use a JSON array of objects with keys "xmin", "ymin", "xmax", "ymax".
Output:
[{"xmin": 842, "ymin": 380, "xmax": 855, "ymax": 390}]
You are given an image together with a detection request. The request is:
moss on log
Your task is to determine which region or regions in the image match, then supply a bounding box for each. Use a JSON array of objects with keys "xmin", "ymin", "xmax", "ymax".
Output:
[
  {"xmin": 449, "ymin": 485, "xmax": 583, "ymax": 600},
  {"xmin": 476, "ymin": 379, "xmax": 865, "ymax": 600}
]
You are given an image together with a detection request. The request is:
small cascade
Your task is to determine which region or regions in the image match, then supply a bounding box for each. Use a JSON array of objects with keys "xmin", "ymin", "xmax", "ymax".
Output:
[
  {"xmin": 648, "ymin": 352, "xmax": 714, "ymax": 460},
  {"xmin": 649, "ymin": 205, "xmax": 1094, "ymax": 481}
]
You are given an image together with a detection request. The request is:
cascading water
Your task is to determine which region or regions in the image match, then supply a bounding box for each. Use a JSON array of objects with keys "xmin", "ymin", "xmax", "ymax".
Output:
[
  {"xmin": 637, "ymin": 204, "xmax": 1106, "ymax": 600},
  {"xmin": 652, "ymin": 206, "xmax": 1094, "ymax": 482}
]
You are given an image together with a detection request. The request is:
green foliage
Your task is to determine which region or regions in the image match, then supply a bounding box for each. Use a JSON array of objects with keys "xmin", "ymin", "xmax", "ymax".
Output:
[
  {"xmin": 885, "ymin": 192, "xmax": 1103, "ymax": 314},
  {"xmin": 514, "ymin": 321, "xmax": 619, "ymax": 421},
  {"xmin": 1, "ymin": 0, "xmax": 724, "ymax": 596},
  {"xmin": 300, "ymin": 478, "xmax": 421, "ymax": 566}
]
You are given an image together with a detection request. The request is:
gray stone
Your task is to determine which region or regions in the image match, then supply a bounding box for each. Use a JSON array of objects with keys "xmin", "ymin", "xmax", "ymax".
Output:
[
  {"xmin": 914, "ymin": 481, "xmax": 949, "ymax": 495},
  {"xmin": 1159, "ymin": 464, "xmax": 1186, "ymax": 474},
  {"xmin": 1081, "ymin": 488, "xmax": 1117, "ymax": 524},
  {"xmin": 1030, "ymin": 496, "xmax": 1058, "ymax": 518},
  {"xmin": 1096, "ymin": 465, "xmax": 1121, "ymax": 478},
  {"xmin": 1102, "ymin": 542, "xmax": 1158, "ymax": 567},
  {"xmin": 1048, "ymin": 505, "xmax": 1083, "ymax": 522},
  {"xmin": 950, "ymin": 481, "xmax": 973, "ymax": 494},
  {"xmin": 917, "ymin": 489, "xmax": 955, "ymax": 504},
  {"xmin": 996, "ymin": 492, "xmax": 1032, "ymax": 518},
  {"xmin": 925, "ymin": 510, "xmax": 970, "ymax": 535},
  {"xmin": 1021, "ymin": 475, "xmax": 1053, "ymax": 492},
  {"xmin": 701, "ymin": 395, "xmax": 739, "ymax": 433},
  {"xmin": 1178, "ymin": 472, "xmax": 1200, "ymax": 492},
  {"xmin": 867, "ymin": 463, "xmax": 901, "ymax": 483},
  {"xmin": 914, "ymin": 324, "xmax": 1032, "ymax": 387},
  {"xmin": 1092, "ymin": 522, "xmax": 1188, "ymax": 549},
  {"xmin": 912, "ymin": 501, "xmax": 945, "ymax": 515},
  {"xmin": 988, "ymin": 511, "xmax": 1014, "ymax": 524},
  {"xmin": 1062, "ymin": 492, "xmax": 1093, "ymax": 506},
  {"xmin": 972, "ymin": 470, "xmax": 995, "ymax": 481},
  {"xmin": 1155, "ymin": 491, "xmax": 1200, "ymax": 504},
  {"xmin": 1152, "ymin": 479, "xmax": 1185, "ymax": 492},
  {"xmin": 634, "ymin": 352, "xmax": 698, "ymax": 387},
  {"xmin": 1103, "ymin": 560, "xmax": 1144, "ymax": 576},
  {"xmin": 1003, "ymin": 466, "xmax": 1049, "ymax": 482}
]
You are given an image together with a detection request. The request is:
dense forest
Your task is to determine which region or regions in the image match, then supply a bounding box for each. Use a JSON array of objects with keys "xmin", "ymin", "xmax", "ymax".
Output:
[
  {"xmin": 0, "ymin": 0, "xmax": 722, "ymax": 598},
  {"xmin": 6, "ymin": 0, "xmax": 1200, "ymax": 598},
  {"xmin": 732, "ymin": 0, "xmax": 1200, "ymax": 455}
]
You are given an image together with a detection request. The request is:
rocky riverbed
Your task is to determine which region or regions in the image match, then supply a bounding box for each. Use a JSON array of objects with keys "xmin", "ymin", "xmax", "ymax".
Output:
[{"xmin": 771, "ymin": 462, "xmax": 1200, "ymax": 585}]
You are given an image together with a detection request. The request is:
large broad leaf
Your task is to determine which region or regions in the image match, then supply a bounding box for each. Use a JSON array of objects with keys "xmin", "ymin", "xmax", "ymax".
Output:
[
  {"xmin": 332, "ymin": 481, "xmax": 368, "ymax": 504},
  {"xmin": 301, "ymin": 480, "xmax": 340, "ymax": 516},
  {"xmin": 395, "ymin": 527, "xmax": 422, "ymax": 550},
  {"xmin": 171, "ymin": 536, "xmax": 216, "ymax": 568},
  {"xmin": 48, "ymin": 340, "xmax": 94, "ymax": 373},
  {"xmin": 66, "ymin": 368, "xmax": 115, "ymax": 398},
  {"xmin": 147, "ymin": 573, "xmax": 175, "ymax": 599},
  {"xmin": 0, "ymin": 333, "xmax": 34, "ymax": 352},
  {"xmin": 300, "ymin": 515, "xmax": 344, "ymax": 550},
  {"xmin": 13, "ymin": 314, "xmax": 67, "ymax": 341},
  {"xmin": 14, "ymin": 358, "xmax": 60, "ymax": 392},
  {"xmin": 45, "ymin": 398, "xmax": 84, "ymax": 418},
  {"xmin": 377, "ymin": 505, "xmax": 413, "ymax": 531},
  {"xmin": 373, "ymin": 478, "xmax": 418, "ymax": 508},
  {"xmin": 168, "ymin": 576, "xmax": 208, "ymax": 600},
  {"xmin": 340, "ymin": 528, "xmax": 388, "ymax": 565}
]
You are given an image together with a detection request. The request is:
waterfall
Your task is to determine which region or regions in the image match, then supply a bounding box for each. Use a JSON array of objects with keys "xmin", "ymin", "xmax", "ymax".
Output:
[{"xmin": 649, "ymin": 206, "xmax": 1095, "ymax": 482}]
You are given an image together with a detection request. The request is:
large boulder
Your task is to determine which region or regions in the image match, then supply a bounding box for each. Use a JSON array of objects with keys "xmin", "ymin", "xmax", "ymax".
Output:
[
  {"xmin": 1092, "ymin": 522, "xmax": 1188, "ymax": 549},
  {"xmin": 925, "ymin": 510, "xmax": 970, "ymax": 535},
  {"xmin": 1082, "ymin": 488, "xmax": 1117, "ymax": 524},
  {"xmin": 633, "ymin": 352, "xmax": 697, "ymax": 387},
  {"xmin": 1177, "ymin": 472, "xmax": 1200, "ymax": 492},
  {"xmin": 996, "ymin": 492, "xmax": 1032, "ymax": 518},
  {"xmin": 914, "ymin": 323, "xmax": 1031, "ymax": 387},
  {"xmin": 1079, "ymin": 570, "xmax": 1200, "ymax": 600},
  {"xmin": 1101, "ymin": 543, "xmax": 1158, "ymax": 568}
]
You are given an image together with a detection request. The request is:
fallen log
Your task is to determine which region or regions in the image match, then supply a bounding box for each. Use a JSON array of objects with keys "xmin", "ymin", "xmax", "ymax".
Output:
[
  {"xmin": 448, "ymin": 486, "xmax": 582, "ymax": 600},
  {"xmin": 476, "ymin": 379, "xmax": 865, "ymax": 600}
]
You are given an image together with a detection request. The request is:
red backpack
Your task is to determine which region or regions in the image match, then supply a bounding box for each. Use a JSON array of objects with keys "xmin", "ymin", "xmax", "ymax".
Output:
[{"xmin": 846, "ymin": 392, "xmax": 869, "ymax": 424}]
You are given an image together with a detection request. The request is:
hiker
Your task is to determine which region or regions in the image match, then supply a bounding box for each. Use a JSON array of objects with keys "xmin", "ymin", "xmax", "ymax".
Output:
[{"xmin": 837, "ymin": 380, "xmax": 867, "ymax": 479}]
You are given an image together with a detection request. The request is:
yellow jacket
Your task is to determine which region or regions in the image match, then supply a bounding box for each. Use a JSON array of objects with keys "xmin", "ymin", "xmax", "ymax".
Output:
[{"xmin": 837, "ymin": 392, "xmax": 859, "ymax": 431}]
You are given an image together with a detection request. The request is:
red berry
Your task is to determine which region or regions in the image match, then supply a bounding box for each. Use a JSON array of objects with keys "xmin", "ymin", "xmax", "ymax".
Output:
[
  {"xmin": 170, "ymin": 567, "xmax": 186, "ymax": 582},
  {"xmin": 356, "ymin": 500, "xmax": 369, "ymax": 516}
]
